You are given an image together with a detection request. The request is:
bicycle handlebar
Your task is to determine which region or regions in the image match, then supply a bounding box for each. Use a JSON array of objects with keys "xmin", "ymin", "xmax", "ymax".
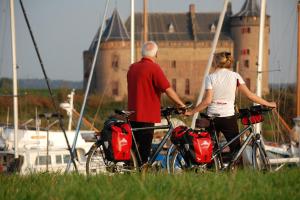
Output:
[
  {"xmin": 197, "ymin": 105, "xmax": 273, "ymax": 120},
  {"xmin": 238, "ymin": 105, "xmax": 274, "ymax": 118},
  {"xmin": 161, "ymin": 102, "xmax": 193, "ymax": 117},
  {"xmin": 114, "ymin": 102, "xmax": 193, "ymax": 118}
]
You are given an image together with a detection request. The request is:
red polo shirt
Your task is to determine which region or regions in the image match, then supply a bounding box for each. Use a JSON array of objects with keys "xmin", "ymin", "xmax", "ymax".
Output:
[{"xmin": 127, "ymin": 57, "xmax": 170, "ymax": 123}]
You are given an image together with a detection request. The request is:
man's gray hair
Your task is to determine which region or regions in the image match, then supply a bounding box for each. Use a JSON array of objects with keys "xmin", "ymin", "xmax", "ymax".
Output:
[{"xmin": 142, "ymin": 41, "xmax": 158, "ymax": 57}]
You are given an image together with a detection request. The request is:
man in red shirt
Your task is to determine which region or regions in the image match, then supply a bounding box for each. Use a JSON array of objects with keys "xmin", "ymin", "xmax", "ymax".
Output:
[{"xmin": 127, "ymin": 41, "xmax": 185, "ymax": 165}]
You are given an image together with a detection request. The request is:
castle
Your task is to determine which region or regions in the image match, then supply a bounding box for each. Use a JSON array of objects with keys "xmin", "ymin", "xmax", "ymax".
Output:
[{"xmin": 83, "ymin": 0, "xmax": 270, "ymax": 101}]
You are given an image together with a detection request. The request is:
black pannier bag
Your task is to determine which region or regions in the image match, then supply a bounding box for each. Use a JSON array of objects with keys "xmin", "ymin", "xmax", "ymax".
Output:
[
  {"xmin": 171, "ymin": 126, "xmax": 213, "ymax": 164},
  {"xmin": 100, "ymin": 118, "xmax": 132, "ymax": 161}
]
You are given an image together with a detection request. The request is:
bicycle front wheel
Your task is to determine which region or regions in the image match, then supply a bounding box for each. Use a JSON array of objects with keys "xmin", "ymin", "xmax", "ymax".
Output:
[
  {"xmin": 252, "ymin": 142, "xmax": 271, "ymax": 171},
  {"xmin": 86, "ymin": 143, "xmax": 139, "ymax": 175},
  {"xmin": 86, "ymin": 143, "xmax": 107, "ymax": 175},
  {"xmin": 169, "ymin": 147, "xmax": 219, "ymax": 174}
]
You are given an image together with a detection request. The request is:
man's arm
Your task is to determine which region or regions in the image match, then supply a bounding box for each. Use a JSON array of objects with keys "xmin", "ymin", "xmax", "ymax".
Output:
[{"xmin": 165, "ymin": 87, "xmax": 185, "ymax": 107}]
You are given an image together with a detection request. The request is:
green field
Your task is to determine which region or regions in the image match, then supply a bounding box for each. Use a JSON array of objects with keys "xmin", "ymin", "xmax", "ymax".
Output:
[{"xmin": 1, "ymin": 169, "xmax": 299, "ymax": 200}]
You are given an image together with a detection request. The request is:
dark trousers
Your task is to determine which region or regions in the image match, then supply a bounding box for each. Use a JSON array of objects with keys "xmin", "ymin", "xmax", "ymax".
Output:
[
  {"xmin": 213, "ymin": 115, "xmax": 240, "ymax": 156},
  {"xmin": 130, "ymin": 121, "xmax": 154, "ymax": 165}
]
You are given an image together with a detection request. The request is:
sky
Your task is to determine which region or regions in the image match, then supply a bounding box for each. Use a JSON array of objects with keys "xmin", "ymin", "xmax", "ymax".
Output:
[{"xmin": 0, "ymin": 0, "xmax": 298, "ymax": 84}]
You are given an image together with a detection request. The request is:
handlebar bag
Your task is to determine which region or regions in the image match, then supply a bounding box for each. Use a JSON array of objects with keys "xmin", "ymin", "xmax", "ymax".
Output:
[
  {"xmin": 100, "ymin": 119, "xmax": 132, "ymax": 161},
  {"xmin": 241, "ymin": 114, "xmax": 264, "ymax": 125},
  {"xmin": 239, "ymin": 109, "xmax": 263, "ymax": 125}
]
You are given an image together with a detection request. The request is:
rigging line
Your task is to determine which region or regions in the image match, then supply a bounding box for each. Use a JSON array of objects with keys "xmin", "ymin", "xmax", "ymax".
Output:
[
  {"xmin": 18, "ymin": 0, "xmax": 78, "ymax": 171},
  {"xmin": 91, "ymin": 70, "xmax": 113, "ymax": 127},
  {"xmin": 171, "ymin": 14, "xmax": 180, "ymax": 45},
  {"xmin": 279, "ymin": 15, "xmax": 297, "ymax": 116},
  {"xmin": 274, "ymin": 13, "xmax": 297, "ymax": 115},
  {"xmin": 0, "ymin": 0, "xmax": 8, "ymax": 76},
  {"xmin": 66, "ymin": 0, "xmax": 110, "ymax": 172},
  {"xmin": 160, "ymin": 14, "xmax": 167, "ymax": 41},
  {"xmin": 270, "ymin": 2, "xmax": 297, "ymax": 66}
]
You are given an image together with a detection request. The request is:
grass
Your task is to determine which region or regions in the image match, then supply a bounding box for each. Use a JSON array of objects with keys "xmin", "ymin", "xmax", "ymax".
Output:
[{"xmin": 0, "ymin": 169, "xmax": 300, "ymax": 200}]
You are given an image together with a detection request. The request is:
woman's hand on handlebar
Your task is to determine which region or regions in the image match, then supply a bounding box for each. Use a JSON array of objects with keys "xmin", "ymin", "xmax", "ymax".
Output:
[
  {"xmin": 184, "ymin": 110, "xmax": 194, "ymax": 116},
  {"xmin": 183, "ymin": 103, "xmax": 195, "ymax": 116},
  {"xmin": 177, "ymin": 102, "xmax": 193, "ymax": 115},
  {"xmin": 267, "ymin": 102, "xmax": 276, "ymax": 109}
]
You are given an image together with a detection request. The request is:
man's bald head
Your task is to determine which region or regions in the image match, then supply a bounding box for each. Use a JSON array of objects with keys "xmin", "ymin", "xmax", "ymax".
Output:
[{"xmin": 142, "ymin": 41, "xmax": 158, "ymax": 58}]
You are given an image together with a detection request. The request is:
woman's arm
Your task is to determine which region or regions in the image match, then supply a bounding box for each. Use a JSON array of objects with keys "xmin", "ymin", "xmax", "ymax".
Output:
[
  {"xmin": 185, "ymin": 89, "xmax": 213, "ymax": 116},
  {"xmin": 238, "ymin": 84, "xmax": 276, "ymax": 108}
]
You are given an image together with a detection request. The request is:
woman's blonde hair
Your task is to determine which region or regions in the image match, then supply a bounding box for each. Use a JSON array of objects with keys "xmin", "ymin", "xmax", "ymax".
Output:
[{"xmin": 213, "ymin": 52, "xmax": 233, "ymax": 69}]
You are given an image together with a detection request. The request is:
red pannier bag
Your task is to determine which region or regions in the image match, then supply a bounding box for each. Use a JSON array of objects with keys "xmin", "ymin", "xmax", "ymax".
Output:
[
  {"xmin": 170, "ymin": 126, "xmax": 189, "ymax": 145},
  {"xmin": 241, "ymin": 114, "xmax": 264, "ymax": 125},
  {"xmin": 171, "ymin": 126, "xmax": 213, "ymax": 164},
  {"xmin": 101, "ymin": 119, "xmax": 132, "ymax": 161}
]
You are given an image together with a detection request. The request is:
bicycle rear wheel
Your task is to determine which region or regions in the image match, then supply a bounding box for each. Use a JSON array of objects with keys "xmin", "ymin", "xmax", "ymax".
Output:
[
  {"xmin": 169, "ymin": 147, "xmax": 219, "ymax": 174},
  {"xmin": 86, "ymin": 143, "xmax": 138, "ymax": 175},
  {"xmin": 252, "ymin": 142, "xmax": 271, "ymax": 171}
]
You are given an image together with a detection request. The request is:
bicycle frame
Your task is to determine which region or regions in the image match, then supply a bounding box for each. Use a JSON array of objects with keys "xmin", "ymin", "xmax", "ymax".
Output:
[
  {"xmin": 211, "ymin": 116, "xmax": 267, "ymax": 169},
  {"xmin": 215, "ymin": 124, "xmax": 254, "ymax": 167},
  {"xmin": 129, "ymin": 116, "xmax": 175, "ymax": 167}
]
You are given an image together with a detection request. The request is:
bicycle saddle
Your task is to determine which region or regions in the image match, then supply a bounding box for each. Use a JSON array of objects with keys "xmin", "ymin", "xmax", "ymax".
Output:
[{"xmin": 114, "ymin": 109, "xmax": 135, "ymax": 117}]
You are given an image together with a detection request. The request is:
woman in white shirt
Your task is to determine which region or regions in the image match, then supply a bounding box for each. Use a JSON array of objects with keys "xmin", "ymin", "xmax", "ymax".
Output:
[{"xmin": 185, "ymin": 52, "xmax": 276, "ymax": 162}]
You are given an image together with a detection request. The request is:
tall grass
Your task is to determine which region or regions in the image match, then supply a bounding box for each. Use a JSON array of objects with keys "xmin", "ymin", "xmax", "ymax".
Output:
[{"xmin": 0, "ymin": 169, "xmax": 299, "ymax": 200}]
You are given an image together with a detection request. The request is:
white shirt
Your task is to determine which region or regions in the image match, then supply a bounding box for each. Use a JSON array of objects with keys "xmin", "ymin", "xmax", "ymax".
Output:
[{"xmin": 205, "ymin": 68, "xmax": 245, "ymax": 117}]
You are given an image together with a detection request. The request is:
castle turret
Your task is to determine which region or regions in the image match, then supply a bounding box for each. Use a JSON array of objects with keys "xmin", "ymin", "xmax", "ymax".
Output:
[
  {"xmin": 230, "ymin": 0, "xmax": 270, "ymax": 94},
  {"xmin": 83, "ymin": 9, "xmax": 130, "ymax": 100}
]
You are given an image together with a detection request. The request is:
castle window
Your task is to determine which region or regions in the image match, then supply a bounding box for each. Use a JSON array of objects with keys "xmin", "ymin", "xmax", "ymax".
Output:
[
  {"xmin": 112, "ymin": 81, "xmax": 119, "ymax": 96},
  {"xmin": 185, "ymin": 79, "xmax": 190, "ymax": 95},
  {"xmin": 112, "ymin": 54, "xmax": 119, "ymax": 69},
  {"xmin": 172, "ymin": 79, "xmax": 177, "ymax": 92},
  {"xmin": 168, "ymin": 23, "xmax": 175, "ymax": 33},
  {"xmin": 84, "ymin": 70, "xmax": 90, "ymax": 79},
  {"xmin": 245, "ymin": 78, "xmax": 251, "ymax": 89},
  {"xmin": 171, "ymin": 60, "xmax": 176, "ymax": 68},
  {"xmin": 241, "ymin": 49, "xmax": 250, "ymax": 55},
  {"xmin": 210, "ymin": 24, "xmax": 216, "ymax": 33},
  {"xmin": 244, "ymin": 60, "xmax": 249, "ymax": 68},
  {"xmin": 241, "ymin": 27, "xmax": 251, "ymax": 34}
]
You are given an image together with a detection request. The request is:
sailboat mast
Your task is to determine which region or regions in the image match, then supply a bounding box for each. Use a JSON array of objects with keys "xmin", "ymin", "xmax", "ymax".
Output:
[
  {"xmin": 9, "ymin": 0, "xmax": 19, "ymax": 158},
  {"xmin": 131, "ymin": 0, "xmax": 135, "ymax": 64},
  {"xmin": 143, "ymin": 0, "xmax": 148, "ymax": 43},
  {"xmin": 256, "ymin": 0, "xmax": 266, "ymax": 133},
  {"xmin": 191, "ymin": 0, "xmax": 229, "ymax": 128},
  {"xmin": 66, "ymin": 0, "xmax": 110, "ymax": 172},
  {"xmin": 297, "ymin": 1, "xmax": 300, "ymax": 116}
]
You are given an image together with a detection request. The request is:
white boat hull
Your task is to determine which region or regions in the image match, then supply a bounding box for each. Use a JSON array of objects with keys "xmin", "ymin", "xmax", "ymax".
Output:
[{"xmin": 0, "ymin": 127, "xmax": 96, "ymax": 174}]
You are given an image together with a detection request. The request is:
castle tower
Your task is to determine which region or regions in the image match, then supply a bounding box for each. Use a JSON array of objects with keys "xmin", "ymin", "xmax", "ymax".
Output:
[
  {"xmin": 83, "ymin": 9, "xmax": 130, "ymax": 101},
  {"xmin": 83, "ymin": 5, "xmax": 234, "ymax": 101},
  {"xmin": 230, "ymin": 0, "xmax": 270, "ymax": 94}
]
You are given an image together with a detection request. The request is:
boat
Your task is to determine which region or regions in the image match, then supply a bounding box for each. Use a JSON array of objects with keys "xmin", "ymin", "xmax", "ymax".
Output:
[{"xmin": 0, "ymin": 90, "xmax": 96, "ymax": 174}]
